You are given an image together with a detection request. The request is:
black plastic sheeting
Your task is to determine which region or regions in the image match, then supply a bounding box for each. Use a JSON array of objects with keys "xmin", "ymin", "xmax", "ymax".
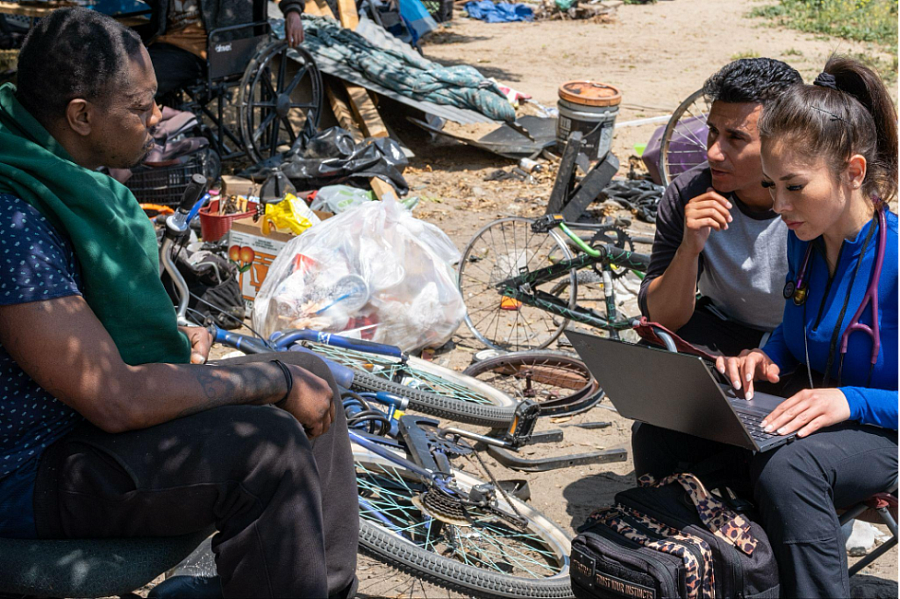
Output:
[{"xmin": 247, "ymin": 127, "xmax": 409, "ymax": 194}]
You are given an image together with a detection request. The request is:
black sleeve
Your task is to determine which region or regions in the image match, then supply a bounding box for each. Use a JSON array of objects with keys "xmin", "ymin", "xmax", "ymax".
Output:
[
  {"xmin": 278, "ymin": 0, "xmax": 306, "ymax": 16},
  {"xmin": 637, "ymin": 180, "xmax": 703, "ymax": 317}
]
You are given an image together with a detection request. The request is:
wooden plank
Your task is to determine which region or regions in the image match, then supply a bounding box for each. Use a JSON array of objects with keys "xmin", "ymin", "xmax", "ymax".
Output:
[
  {"xmin": 311, "ymin": 0, "xmax": 391, "ymax": 198},
  {"xmin": 0, "ymin": 1, "xmax": 53, "ymax": 17},
  {"xmin": 346, "ymin": 85, "xmax": 389, "ymax": 139},
  {"xmin": 324, "ymin": 82, "xmax": 364, "ymax": 142},
  {"xmin": 369, "ymin": 176, "xmax": 398, "ymax": 201},
  {"xmin": 336, "ymin": 0, "xmax": 359, "ymax": 29},
  {"xmin": 311, "ymin": 0, "xmax": 336, "ymax": 18}
]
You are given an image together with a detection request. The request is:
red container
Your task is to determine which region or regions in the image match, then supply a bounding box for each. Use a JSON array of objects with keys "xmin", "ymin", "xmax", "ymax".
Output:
[{"xmin": 199, "ymin": 199, "xmax": 257, "ymax": 242}]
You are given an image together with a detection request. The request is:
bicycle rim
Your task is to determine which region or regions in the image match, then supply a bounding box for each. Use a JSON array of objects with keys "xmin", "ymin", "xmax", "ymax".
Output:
[
  {"xmin": 354, "ymin": 444, "xmax": 573, "ymax": 598},
  {"xmin": 458, "ymin": 218, "xmax": 577, "ymax": 352},
  {"xmin": 462, "ymin": 352, "xmax": 603, "ymax": 417},
  {"xmin": 660, "ymin": 88, "xmax": 711, "ymax": 186}
]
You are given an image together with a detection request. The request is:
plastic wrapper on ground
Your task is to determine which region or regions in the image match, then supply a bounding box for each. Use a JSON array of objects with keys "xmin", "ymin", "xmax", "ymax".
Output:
[{"xmin": 252, "ymin": 195, "xmax": 465, "ymax": 352}]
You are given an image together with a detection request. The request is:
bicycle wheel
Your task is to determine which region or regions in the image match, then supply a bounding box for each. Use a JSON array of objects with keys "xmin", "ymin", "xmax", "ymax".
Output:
[
  {"xmin": 458, "ymin": 218, "xmax": 577, "ymax": 352},
  {"xmin": 462, "ymin": 352, "xmax": 603, "ymax": 417},
  {"xmin": 659, "ymin": 88, "xmax": 711, "ymax": 186},
  {"xmin": 303, "ymin": 342, "xmax": 519, "ymax": 428},
  {"xmin": 354, "ymin": 444, "xmax": 573, "ymax": 598}
]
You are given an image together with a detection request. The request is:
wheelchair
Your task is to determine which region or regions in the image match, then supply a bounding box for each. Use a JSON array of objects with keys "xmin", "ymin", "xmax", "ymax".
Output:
[{"xmin": 166, "ymin": 21, "xmax": 325, "ymax": 165}]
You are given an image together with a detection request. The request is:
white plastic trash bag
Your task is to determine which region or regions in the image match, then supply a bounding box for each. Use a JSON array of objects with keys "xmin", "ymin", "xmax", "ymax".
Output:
[{"xmin": 252, "ymin": 195, "xmax": 465, "ymax": 351}]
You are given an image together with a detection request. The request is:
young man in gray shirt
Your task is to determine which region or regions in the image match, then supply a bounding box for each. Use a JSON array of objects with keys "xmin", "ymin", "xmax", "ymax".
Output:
[{"xmin": 638, "ymin": 58, "xmax": 802, "ymax": 356}]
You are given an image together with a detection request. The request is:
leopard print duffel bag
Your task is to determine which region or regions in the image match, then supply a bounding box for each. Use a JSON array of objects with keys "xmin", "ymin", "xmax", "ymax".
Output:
[{"xmin": 570, "ymin": 473, "xmax": 780, "ymax": 599}]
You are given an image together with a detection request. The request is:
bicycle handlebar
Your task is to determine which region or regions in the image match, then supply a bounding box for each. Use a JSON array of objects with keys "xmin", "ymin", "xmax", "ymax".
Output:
[
  {"xmin": 270, "ymin": 329, "xmax": 406, "ymax": 360},
  {"xmin": 179, "ymin": 174, "xmax": 208, "ymax": 214}
]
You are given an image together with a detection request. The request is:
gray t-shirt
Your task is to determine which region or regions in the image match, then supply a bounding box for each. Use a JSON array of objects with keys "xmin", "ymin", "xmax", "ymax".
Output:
[{"xmin": 638, "ymin": 165, "xmax": 788, "ymax": 332}]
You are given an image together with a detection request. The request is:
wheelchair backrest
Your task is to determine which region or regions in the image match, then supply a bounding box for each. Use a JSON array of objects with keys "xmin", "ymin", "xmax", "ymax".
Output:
[{"xmin": 208, "ymin": 33, "xmax": 268, "ymax": 81}]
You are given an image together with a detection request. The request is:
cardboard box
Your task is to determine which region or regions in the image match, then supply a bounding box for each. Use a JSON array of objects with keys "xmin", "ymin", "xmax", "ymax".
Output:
[
  {"xmin": 227, "ymin": 218, "xmax": 292, "ymax": 309},
  {"xmin": 220, "ymin": 175, "xmax": 257, "ymax": 198},
  {"xmin": 225, "ymin": 210, "xmax": 333, "ymax": 308}
]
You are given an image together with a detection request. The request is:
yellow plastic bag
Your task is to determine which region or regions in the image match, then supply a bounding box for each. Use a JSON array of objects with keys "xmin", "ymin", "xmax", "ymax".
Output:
[{"xmin": 260, "ymin": 194, "xmax": 317, "ymax": 236}]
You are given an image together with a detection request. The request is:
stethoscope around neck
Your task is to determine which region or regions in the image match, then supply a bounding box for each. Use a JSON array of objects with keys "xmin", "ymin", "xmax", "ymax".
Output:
[{"xmin": 782, "ymin": 207, "xmax": 886, "ymax": 385}]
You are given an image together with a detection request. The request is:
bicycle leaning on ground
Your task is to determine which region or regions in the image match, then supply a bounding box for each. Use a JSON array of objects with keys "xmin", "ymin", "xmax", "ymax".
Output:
[
  {"xmin": 158, "ymin": 179, "xmax": 578, "ymax": 598},
  {"xmin": 458, "ymin": 214, "xmax": 651, "ymax": 352}
]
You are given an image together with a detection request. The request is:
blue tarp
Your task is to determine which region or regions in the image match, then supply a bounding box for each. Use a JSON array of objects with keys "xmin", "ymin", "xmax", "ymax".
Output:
[
  {"xmin": 397, "ymin": 0, "xmax": 439, "ymax": 44},
  {"xmin": 464, "ymin": 1, "xmax": 534, "ymax": 22}
]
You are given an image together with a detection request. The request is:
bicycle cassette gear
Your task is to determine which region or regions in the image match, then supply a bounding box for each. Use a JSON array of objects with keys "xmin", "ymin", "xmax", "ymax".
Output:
[{"xmin": 412, "ymin": 490, "xmax": 473, "ymax": 526}]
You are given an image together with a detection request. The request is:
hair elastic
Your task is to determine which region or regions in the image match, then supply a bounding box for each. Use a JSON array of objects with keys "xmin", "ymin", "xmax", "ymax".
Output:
[{"xmin": 813, "ymin": 72, "xmax": 838, "ymax": 90}]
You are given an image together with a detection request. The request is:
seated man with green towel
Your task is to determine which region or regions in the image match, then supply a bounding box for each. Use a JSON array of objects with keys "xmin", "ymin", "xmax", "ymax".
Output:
[{"xmin": 0, "ymin": 8, "xmax": 358, "ymax": 597}]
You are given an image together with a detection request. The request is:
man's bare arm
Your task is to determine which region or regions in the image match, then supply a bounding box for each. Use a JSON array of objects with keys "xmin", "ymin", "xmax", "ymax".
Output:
[
  {"xmin": 645, "ymin": 189, "xmax": 732, "ymax": 330},
  {"xmin": 0, "ymin": 295, "xmax": 320, "ymax": 434},
  {"xmin": 644, "ymin": 246, "xmax": 701, "ymax": 330}
]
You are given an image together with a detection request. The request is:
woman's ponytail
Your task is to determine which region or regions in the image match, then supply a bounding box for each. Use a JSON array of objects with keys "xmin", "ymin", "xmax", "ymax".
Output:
[
  {"xmin": 759, "ymin": 55, "xmax": 898, "ymax": 206},
  {"xmin": 825, "ymin": 56, "xmax": 898, "ymax": 206}
]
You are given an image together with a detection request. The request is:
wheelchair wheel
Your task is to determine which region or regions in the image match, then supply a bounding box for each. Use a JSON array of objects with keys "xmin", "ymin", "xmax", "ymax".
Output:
[
  {"xmin": 239, "ymin": 41, "xmax": 323, "ymax": 163},
  {"xmin": 659, "ymin": 88, "xmax": 711, "ymax": 186}
]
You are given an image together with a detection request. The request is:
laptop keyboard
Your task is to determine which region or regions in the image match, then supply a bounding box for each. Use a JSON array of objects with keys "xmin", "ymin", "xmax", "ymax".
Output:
[{"xmin": 732, "ymin": 407, "xmax": 778, "ymax": 441}]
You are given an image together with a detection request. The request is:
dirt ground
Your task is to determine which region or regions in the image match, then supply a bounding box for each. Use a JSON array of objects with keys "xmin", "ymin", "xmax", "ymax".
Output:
[
  {"xmin": 145, "ymin": 1, "xmax": 898, "ymax": 596},
  {"xmin": 352, "ymin": 0, "xmax": 899, "ymax": 596}
]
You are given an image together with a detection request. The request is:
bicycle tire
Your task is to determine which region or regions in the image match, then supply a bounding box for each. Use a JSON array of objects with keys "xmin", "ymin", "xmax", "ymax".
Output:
[
  {"xmin": 458, "ymin": 217, "xmax": 577, "ymax": 352},
  {"xmin": 462, "ymin": 352, "xmax": 603, "ymax": 417},
  {"xmin": 355, "ymin": 445, "xmax": 573, "ymax": 598},
  {"xmin": 659, "ymin": 88, "xmax": 711, "ymax": 186},
  {"xmin": 302, "ymin": 342, "xmax": 519, "ymax": 428}
]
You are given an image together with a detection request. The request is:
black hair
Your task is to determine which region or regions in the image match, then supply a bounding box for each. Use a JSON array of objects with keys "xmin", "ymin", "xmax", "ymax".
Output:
[
  {"xmin": 758, "ymin": 56, "xmax": 898, "ymax": 206},
  {"xmin": 16, "ymin": 7, "xmax": 144, "ymax": 127},
  {"xmin": 703, "ymin": 58, "xmax": 803, "ymax": 105}
]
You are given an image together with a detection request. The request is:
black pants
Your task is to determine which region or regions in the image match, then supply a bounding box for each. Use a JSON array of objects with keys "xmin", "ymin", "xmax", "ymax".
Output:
[
  {"xmin": 148, "ymin": 42, "xmax": 206, "ymax": 98},
  {"xmin": 675, "ymin": 301, "xmax": 768, "ymax": 357},
  {"xmin": 632, "ymin": 422, "xmax": 898, "ymax": 598},
  {"xmin": 33, "ymin": 352, "xmax": 358, "ymax": 599}
]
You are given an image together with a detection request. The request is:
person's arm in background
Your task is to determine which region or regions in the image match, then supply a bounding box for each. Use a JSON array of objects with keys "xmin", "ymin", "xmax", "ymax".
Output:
[
  {"xmin": 277, "ymin": 0, "xmax": 306, "ymax": 47},
  {"xmin": 639, "ymin": 180, "xmax": 732, "ymax": 330}
]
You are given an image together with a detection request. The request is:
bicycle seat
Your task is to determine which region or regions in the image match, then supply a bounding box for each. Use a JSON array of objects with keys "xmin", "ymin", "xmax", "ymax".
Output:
[{"xmin": 0, "ymin": 528, "xmax": 212, "ymax": 597}]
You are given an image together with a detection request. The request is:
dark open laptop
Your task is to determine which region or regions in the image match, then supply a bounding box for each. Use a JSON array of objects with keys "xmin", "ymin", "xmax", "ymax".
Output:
[{"xmin": 565, "ymin": 331, "xmax": 796, "ymax": 452}]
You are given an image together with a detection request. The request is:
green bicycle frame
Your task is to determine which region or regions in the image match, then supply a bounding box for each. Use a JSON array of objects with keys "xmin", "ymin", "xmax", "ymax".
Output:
[{"xmin": 496, "ymin": 223, "xmax": 651, "ymax": 339}]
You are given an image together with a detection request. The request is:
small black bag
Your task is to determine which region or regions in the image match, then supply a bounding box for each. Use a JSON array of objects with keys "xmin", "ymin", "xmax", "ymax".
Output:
[
  {"xmin": 163, "ymin": 248, "xmax": 246, "ymax": 329},
  {"xmin": 571, "ymin": 473, "xmax": 780, "ymax": 599}
]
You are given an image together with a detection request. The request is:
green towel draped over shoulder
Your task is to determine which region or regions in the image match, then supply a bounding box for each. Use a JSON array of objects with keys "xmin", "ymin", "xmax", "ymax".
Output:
[{"xmin": 0, "ymin": 83, "xmax": 190, "ymax": 365}]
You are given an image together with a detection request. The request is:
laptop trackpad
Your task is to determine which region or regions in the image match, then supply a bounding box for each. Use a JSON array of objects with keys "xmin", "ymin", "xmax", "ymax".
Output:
[{"xmin": 721, "ymin": 385, "xmax": 786, "ymax": 414}]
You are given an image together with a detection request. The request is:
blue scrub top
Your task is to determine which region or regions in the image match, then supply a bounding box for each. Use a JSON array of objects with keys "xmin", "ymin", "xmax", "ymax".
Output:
[{"xmin": 764, "ymin": 210, "xmax": 898, "ymax": 430}]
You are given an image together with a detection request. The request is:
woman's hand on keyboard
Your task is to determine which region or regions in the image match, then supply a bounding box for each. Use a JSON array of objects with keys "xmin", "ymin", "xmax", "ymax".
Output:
[
  {"xmin": 715, "ymin": 349, "xmax": 780, "ymax": 400},
  {"xmin": 760, "ymin": 388, "xmax": 850, "ymax": 438}
]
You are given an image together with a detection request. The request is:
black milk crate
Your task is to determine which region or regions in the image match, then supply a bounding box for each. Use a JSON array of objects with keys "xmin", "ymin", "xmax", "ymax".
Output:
[{"xmin": 126, "ymin": 148, "xmax": 218, "ymax": 206}]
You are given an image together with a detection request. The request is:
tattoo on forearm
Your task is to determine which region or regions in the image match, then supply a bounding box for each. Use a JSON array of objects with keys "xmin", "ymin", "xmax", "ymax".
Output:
[{"xmin": 178, "ymin": 364, "xmax": 283, "ymax": 418}]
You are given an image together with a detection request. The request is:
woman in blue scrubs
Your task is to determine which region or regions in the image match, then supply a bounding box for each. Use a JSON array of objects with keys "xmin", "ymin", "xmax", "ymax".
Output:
[{"xmin": 716, "ymin": 56, "xmax": 897, "ymax": 597}]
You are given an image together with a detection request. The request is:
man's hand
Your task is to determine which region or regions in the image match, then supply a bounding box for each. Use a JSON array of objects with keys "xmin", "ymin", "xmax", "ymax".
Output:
[
  {"xmin": 715, "ymin": 349, "xmax": 780, "ymax": 400},
  {"xmin": 680, "ymin": 188, "xmax": 733, "ymax": 255},
  {"xmin": 180, "ymin": 326, "xmax": 212, "ymax": 365},
  {"xmin": 285, "ymin": 12, "xmax": 304, "ymax": 48},
  {"xmin": 761, "ymin": 388, "xmax": 851, "ymax": 438},
  {"xmin": 277, "ymin": 365, "xmax": 335, "ymax": 438}
]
